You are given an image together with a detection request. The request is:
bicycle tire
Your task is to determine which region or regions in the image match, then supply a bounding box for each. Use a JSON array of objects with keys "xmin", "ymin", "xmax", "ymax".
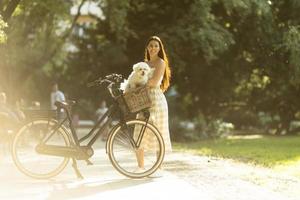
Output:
[
  {"xmin": 107, "ymin": 119, "xmax": 165, "ymax": 178},
  {"xmin": 11, "ymin": 119, "xmax": 71, "ymax": 179}
]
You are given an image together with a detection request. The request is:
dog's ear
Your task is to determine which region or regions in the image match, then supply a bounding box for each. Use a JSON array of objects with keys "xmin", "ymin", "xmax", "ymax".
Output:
[
  {"xmin": 133, "ymin": 63, "xmax": 139, "ymax": 71},
  {"xmin": 143, "ymin": 62, "xmax": 150, "ymax": 67},
  {"xmin": 145, "ymin": 63, "xmax": 151, "ymax": 71}
]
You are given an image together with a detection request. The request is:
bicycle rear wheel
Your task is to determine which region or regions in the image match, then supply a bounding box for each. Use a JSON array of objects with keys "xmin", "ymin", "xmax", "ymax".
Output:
[
  {"xmin": 107, "ymin": 119, "xmax": 165, "ymax": 178},
  {"xmin": 11, "ymin": 119, "xmax": 71, "ymax": 179}
]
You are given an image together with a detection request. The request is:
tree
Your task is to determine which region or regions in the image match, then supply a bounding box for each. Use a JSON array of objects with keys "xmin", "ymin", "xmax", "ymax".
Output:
[
  {"xmin": 0, "ymin": 0, "xmax": 21, "ymax": 21},
  {"xmin": 230, "ymin": 0, "xmax": 300, "ymax": 134},
  {"xmin": 2, "ymin": 0, "xmax": 300, "ymax": 135},
  {"xmin": 0, "ymin": 15, "xmax": 7, "ymax": 43},
  {"xmin": 0, "ymin": 0, "xmax": 83, "ymax": 105}
]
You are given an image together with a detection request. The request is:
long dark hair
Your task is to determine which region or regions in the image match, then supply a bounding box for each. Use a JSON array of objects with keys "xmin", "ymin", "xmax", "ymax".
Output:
[{"xmin": 144, "ymin": 36, "xmax": 171, "ymax": 92}]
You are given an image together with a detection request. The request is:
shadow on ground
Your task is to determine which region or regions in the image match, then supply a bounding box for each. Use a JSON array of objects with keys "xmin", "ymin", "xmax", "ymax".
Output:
[{"xmin": 47, "ymin": 178, "xmax": 154, "ymax": 199}]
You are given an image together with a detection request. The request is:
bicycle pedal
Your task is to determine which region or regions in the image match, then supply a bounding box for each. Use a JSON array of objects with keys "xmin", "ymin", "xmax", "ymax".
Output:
[{"xmin": 76, "ymin": 170, "xmax": 84, "ymax": 179}]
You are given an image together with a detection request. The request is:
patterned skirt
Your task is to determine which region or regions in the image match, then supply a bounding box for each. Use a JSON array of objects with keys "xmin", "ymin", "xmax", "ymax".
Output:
[{"xmin": 134, "ymin": 87, "xmax": 172, "ymax": 152}]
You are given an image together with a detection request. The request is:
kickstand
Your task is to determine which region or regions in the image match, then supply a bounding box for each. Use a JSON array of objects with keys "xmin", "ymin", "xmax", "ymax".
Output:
[
  {"xmin": 85, "ymin": 159, "xmax": 93, "ymax": 165},
  {"xmin": 72, "ymin": 158, "xmax": 84, "ymax": 179}
]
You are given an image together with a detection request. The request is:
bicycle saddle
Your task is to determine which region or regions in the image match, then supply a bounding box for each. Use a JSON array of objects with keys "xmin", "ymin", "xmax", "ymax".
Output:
[{"xmin": 55, "ymin": 100, "xmax": 76, "ymax": 109}]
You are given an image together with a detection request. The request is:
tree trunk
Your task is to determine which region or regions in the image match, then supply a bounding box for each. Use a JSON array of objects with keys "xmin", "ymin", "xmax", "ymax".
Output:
[
  {"xmin": 1, "ymin": 0, "xmax": 21, "ymax": 21},
  {"xmin": 275, "ymin": 114, "xmax": 294, "ymax": 135}
]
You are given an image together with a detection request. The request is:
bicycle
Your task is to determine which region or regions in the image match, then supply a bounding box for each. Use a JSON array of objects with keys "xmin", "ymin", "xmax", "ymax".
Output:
[{"xmin": 11, "ymin": 74, "xmax": 165, "ymax": 179}]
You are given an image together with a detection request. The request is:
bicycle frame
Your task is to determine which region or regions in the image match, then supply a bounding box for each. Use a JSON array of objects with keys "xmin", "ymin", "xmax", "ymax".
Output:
[
  {"xmin": 42, "ymin": 104, "xmax": 118, "ymax": 149},
  {"xmin": 37, "ymin": 75, "xmax": 152, "ymax": 156},
  {"xmin": 12, "ymin": 74, "xmax": 164, "ymax": 179},
  {"xmin": 78, "ymin": 105, "xmax": 116, "ymax": 147},
  {"xmin": 36, "ymin": 99, "xmax": 151, "ymax": 156}
]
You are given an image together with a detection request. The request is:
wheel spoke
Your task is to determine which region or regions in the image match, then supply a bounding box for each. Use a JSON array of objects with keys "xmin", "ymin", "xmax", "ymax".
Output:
[
  {"xmin": 108, "ymin": 120, "xmax": 165, "ymax": 178},
  {"xmin": 12, "ymin": 120, "xmax": 70, "ymax": 179}
]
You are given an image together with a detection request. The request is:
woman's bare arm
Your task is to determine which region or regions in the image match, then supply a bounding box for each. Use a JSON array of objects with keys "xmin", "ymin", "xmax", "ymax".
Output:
[{"xmin": 147, "ymin": 60, "xmax": 165, "ymax": 87}]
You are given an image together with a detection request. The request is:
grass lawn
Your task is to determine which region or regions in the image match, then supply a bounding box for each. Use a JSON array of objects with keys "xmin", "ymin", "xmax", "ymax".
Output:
[{"xmin": 174, "ymin": 135, "xmax": 300, "ymax": 168}]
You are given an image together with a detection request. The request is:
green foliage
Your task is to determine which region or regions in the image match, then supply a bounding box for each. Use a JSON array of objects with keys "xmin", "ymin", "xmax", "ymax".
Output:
[
  {"xmin": 283, "ymin": 25, "xmax": 300, "ymax": 86},
  {"xmin": 1, "ymin": 0, "xmax": 300, "ymax": 133},
  {"xmin": 0, "ymin": 0, "xmax": 74, "ymax": 104},
  {"xmin": 235, "ymin": 68, "xmax": 271, "ymax": 97},
  {"xmin": 103, "ymin": 0, "xmax": 132, "ymax": 44},
  {"xmin": 0, "ymin": 15, "xmax": 7, "ymax": 43},
  {"xmin": 175, "ymin": 135, "xmax": 300, "ymax": 167}
]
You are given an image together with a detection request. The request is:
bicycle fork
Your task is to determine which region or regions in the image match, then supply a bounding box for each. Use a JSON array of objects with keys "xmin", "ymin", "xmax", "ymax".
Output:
[
  {"xmin": 117, "ymin": 110, "xmax": 150, "ymax": 150},
  {"xmin": 135, "ymin": 110, "xmax": 150, "ymax": 148}
]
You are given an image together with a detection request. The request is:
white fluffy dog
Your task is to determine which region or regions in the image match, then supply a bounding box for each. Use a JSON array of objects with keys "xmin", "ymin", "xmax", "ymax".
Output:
[{"xmin": 121, "ymin": 62, "xmax": 154, "ymax": 93}]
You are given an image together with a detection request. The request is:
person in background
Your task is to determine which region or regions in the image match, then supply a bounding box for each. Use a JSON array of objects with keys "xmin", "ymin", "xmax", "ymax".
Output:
[
  {"xmin": 0, "ymin": 92, "xmax": 20, "ymax": 133},
  {"xmin": 13, "ymin": 99, "xmax": 26, "ymax": 121},
  {"xmin": 0, "ymin": 92, "xmax": 19, "ymax": 121},
  {"xmin": 50, "ymin": 83, "xmax": 66, "ymax": 110},
  {"xmin": 95, "ymin": 100, "xmax": 108, "ymax": 122},
  {"xmin": 50, "ymin": 83, "xmax": 66, "ymax": 121},
  {"xmin": 94, "ymin": 100, "xmax": 109, "ymax": 140}
]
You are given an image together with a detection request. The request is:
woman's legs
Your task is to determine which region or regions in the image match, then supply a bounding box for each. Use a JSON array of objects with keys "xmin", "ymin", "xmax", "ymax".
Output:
[{"xmin": 136, "ymin": 148, "xmax": 144, "ymax": 168}]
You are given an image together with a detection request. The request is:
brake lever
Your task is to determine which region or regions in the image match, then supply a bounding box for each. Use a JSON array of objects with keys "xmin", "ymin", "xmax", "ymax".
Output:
[
  {"xmin": 106, "ymin": 74, "xmax": 123, "ymax": 81},
  {"xmin": 87, "ymin": 78, "xmax": 102, "ymax": 87},
  {"xmin": 105, "ymin": 74, "xmax": 114, "ymax": 79}
]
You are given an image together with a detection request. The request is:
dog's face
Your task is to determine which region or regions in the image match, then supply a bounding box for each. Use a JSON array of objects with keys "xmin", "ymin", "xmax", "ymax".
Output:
[
  {"xmin": 132, "ymin": 62, "xmax": 152, "ymax": 78},
  {"xmin": 123, "ymin": 62, "xmax": 154, "ymax": 92}
]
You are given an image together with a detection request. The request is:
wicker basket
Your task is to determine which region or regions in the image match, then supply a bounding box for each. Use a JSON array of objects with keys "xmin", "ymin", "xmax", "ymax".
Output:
[{"xmin": 118, "ymin": 86, "xmax": 152, "ymax": 113}]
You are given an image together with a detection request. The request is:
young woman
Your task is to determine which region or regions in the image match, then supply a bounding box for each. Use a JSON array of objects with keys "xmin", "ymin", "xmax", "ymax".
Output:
[{"xmin": 135, "ymin": 35, "xmax": 172, "ymax": 170}]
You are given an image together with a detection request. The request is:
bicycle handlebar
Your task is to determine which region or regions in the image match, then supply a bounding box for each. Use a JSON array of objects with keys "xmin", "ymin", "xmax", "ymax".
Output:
[
  {"xmin": 87, "ymin": 73, "xmax": 123, "ymax": 88},
  {"xmin": 105, "ymin": 74, "xmax": 122, "ymax": 80},
  {"xmin": 87, "ymin": 73, "xmax": 124, "ymax": 98}
]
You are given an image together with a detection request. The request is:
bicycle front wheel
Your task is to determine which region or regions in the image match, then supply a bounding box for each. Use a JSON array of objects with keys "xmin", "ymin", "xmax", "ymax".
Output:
[
  {"xmin": 107, "ymin": 119, "xmax": 165, "ymax": 178},
  {"xmin": 11, "ymin": 119, "xmax": 71, "ymax": 179}
]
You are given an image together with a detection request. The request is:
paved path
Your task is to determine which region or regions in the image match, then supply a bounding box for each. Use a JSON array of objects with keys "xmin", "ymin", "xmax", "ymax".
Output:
[
  {"xmin": 164, "ymin": 152, "xmax": 300, "ymax": 200},
  {"xmin": 0, "ymin": 143, "xmax": 207, "ymax": 200},
  {"xmin": 1, "ymin": 141, "xmax": 299, "ymax": 200}
]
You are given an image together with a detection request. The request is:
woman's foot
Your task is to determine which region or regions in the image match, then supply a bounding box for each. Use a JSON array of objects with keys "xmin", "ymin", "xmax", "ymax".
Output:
[
  {"xmin": 148, "ymin": 169, "xmax": 164, "ymax": 178},
  {"xmin": 133, "ymin": 167, "xmax": 145, "ymax": 173}
]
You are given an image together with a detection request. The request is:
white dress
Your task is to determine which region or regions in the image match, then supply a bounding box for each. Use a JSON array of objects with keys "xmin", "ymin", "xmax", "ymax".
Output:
[{"xmin": 134, "ymin": 76, "xmax": 172, "ymax": 152}]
